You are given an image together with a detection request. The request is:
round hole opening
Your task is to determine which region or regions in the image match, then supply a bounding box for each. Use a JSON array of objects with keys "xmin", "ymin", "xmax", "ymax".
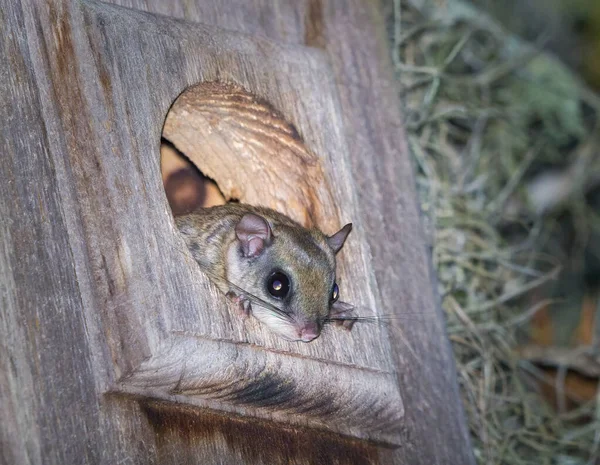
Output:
[
  {"xmin": 160, "ymin": 138, "xmax": 226, "ymax": 217},
  {"xmin": 160, "ymin": 81, "xmax": 328, "ymax": 227}
]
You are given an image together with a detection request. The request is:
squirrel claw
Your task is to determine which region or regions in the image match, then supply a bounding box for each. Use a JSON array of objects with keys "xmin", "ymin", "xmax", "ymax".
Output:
[
  {"xmin": 337, "ymin": 318, "xmax": 356, "ymax": 331},
  {"xmin": 227, "ymin": 292, "xmax": 252, "ymax": 319},
  {"xmin": 330, "ymin": 300, "xmax": 357, "ymax": 331},
  {"xmin": 240, "ymin": 299, "xmax": 252, "ymax": 318}
]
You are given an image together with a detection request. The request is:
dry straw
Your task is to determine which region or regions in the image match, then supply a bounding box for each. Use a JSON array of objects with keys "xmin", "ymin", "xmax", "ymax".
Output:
[{"xmin": 390, "ymin": 0, "xmax": 600, "ymax": 463}]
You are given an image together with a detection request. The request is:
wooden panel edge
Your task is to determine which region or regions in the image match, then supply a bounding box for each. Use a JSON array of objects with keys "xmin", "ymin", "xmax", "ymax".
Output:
[{"xmin": 115, "ymin": 335, "xmax": 404, "ymax": 445}]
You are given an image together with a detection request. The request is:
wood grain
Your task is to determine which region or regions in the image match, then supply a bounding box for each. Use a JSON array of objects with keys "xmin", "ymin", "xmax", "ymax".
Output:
[
  {"xmin": 119, "ymin": 336, "xmax": 403, "ymax": 445},
  {"xmin": 163, "ymin": 81, "xmax": 334, "ymax": 228},
  {"xmin": 80, "ymin": 3, "xmax": 402, "ymax": 443},
  {"xmin": 0, "ymin": 2, "xmax": 116, "ymax": 463},
  {"xmin": 0, "ymin": 0, "xmax": 474, "ymax": 463}
]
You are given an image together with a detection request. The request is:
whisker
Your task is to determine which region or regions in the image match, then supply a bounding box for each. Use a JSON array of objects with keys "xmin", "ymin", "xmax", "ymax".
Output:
[
  {"xmin": 324, "ymin": 315, "xmax": 429, "ymax": 325},
  {"xmin": 154, "ymin": 231, "xmax": 290, "ymax": 319},
  {"xmin": 201, "ymin": 269, "xmax": 291, "ymax": 319},
  {"xmin": 154, "ymin": 231, "xmax": 430, "ymax": 325}
]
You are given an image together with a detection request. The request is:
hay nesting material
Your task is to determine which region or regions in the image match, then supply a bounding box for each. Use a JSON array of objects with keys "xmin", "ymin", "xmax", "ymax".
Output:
[{"xmin": 390, "ymin": 0, "xmax": 600, "ymax": 462}]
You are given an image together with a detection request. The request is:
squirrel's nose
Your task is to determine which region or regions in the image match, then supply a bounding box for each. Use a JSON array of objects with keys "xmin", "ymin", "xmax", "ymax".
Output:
[{"xmin": 299, "ymin": 323, "xmax": 319, "ymax": 342}]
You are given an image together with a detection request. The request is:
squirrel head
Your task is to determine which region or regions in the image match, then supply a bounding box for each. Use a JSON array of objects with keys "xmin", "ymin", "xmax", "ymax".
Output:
[{"xmin": 226, "ymin": 212, "xmax": 352, "ymax": 342}]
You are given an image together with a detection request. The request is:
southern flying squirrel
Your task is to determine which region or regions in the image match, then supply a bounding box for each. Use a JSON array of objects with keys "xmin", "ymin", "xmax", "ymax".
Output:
[{"xmin": 175, "ymin": 203, "xmax": 355, "ymax": 342}]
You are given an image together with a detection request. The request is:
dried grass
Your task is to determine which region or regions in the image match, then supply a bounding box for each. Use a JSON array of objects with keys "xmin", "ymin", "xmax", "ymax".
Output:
[{"xmin": 390, "ymin": 1, "xmax": 600, "ymax": 462}]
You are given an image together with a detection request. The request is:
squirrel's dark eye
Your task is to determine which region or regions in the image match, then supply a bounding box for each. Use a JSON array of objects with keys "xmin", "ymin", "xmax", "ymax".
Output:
[
  {"xmin": 267, "ymin": 272, "xmax": 290, "ymax": 299},
  {"xmin": 331, "ymin": 283, "xmax": 339, "ymax": 303}
]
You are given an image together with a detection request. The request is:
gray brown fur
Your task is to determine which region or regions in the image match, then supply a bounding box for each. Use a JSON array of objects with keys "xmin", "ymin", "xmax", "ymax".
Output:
[{"xmin": 175, "ymin": 204, "xmax": 345, "ymax": 341}]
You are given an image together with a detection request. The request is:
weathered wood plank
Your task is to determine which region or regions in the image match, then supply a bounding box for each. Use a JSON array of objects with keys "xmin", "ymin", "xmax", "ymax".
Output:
[
  {"xmin": 101, "ymin": 0, "xmax": 309, "ymax": 44},
  {"xmin": 1, "ymin": 1, "xmax": 105, "ymax": 463},
  {"xmin": 4, "ymin": 0, "xmax": 388, "ymax": 460},
  {"xmin": 319, "ymin": 3, "xmax": 476, "ymax": 463},
  {"xmin": 79, "ymin": 0, "xmax": 403, "ymax": 444},
  {"xmin": 119, "ymin": 336, "xmax": 403, "ymax": 445},
  {"xmin": 0, "ymin": 0, "xmax": 474, "ymax": 463},
  {"xmin": 105, "ymin": 0, "xmax": 475, "ymax": 462}
]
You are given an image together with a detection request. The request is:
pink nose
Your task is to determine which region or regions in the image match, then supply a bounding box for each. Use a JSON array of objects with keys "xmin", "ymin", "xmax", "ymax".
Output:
[{"xmin": 299, "ymin": 323, "xmax": 319, "ymax": 342}]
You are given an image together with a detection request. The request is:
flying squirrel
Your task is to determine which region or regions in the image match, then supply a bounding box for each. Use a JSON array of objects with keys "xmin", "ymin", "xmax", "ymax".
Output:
[{"xmin": 175, "ymin": 203, "xmax": 355, "ymax": 342}]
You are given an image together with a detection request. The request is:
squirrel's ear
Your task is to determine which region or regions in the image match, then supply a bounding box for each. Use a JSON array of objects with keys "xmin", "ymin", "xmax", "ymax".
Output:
[
  {"xmin": 235, "ymin": 213, "xmax": 272, "ymax": 257},
  {"xmin": 327, "ymin": 223, "xmax": 352, "ymax": 254}
]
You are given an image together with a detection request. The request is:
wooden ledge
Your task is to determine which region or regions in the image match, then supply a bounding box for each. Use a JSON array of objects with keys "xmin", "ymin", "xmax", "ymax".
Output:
[{"xmin": 117, "ymin": 335, "xmax": 404, "ymax": 446}]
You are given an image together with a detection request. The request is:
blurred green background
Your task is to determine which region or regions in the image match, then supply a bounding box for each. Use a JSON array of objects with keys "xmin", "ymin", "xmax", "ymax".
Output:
[
  {"xmin": 468, "ymin": 0, "xmax": 600, "ymax": 89},
  {"xmin": 387, "ymin": 0, "xmax": 600, "ymax": 461}
]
